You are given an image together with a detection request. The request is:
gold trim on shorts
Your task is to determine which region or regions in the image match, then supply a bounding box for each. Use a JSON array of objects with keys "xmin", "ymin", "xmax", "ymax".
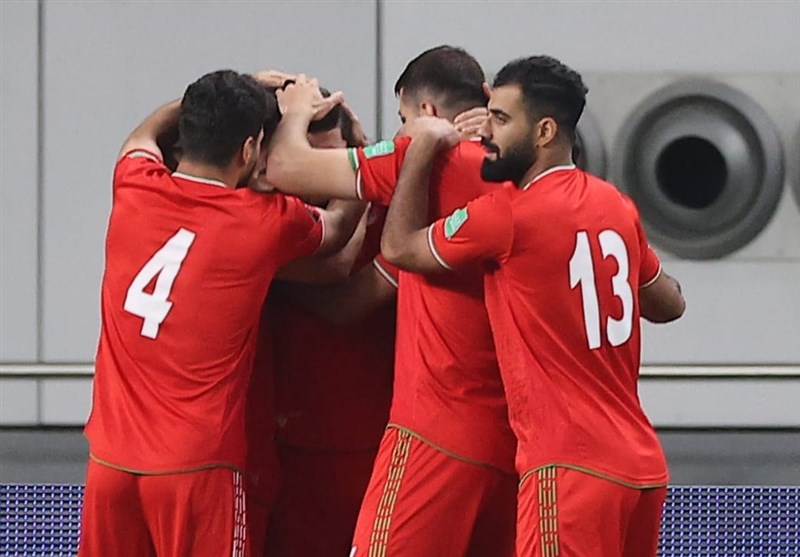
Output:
[{"xmin": 369, "ymin": 429, "xmax": 413, "ymax": 557}]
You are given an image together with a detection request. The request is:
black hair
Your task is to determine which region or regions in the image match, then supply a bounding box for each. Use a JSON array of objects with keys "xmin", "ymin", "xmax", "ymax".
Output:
[
  {"xmin": 493, "ymin": 56, "xmax": 588, "ymax": 143},
  {"xmin": 178, "ymin": 70, "xmax": 268, "ymax": 166},
  {"xmin": 394, "ymin": 45, "xmax": 487, "ymax": 113}
]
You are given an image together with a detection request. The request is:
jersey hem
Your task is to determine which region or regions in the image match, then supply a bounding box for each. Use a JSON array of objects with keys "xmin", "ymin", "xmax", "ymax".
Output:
[
  {"xmin": 518, "ymin": 462, "xmax": 669, "ymax": 490},
  {"xmin": 387, "ymin": 424, "xmax": 516, "ymax": 476},
  {"xmin": 120, "ymin": 148, "xmax": 162, "ymax": 163},
  {"xmin": 640, "ymin": 264, "xmax": 663, "ymax": 288},
  {"xmin": 426, "ymin": 225, "xmax": 453, "ymax": 271},
  {"xmin": 89, "ymin": 453, "xmax": 246, "ymax": 477},
  {"xmin": 373, "ymin": 258, "xmax": 399, "ymax": 288}
]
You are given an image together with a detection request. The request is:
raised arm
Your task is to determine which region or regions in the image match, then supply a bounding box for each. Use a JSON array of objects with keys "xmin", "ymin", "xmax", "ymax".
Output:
[
  {"xmin": 118, "ymin": 99, "xmax": 181, "ymax": 160},
  {"xmin": 276, "ymin": 258, "xmax": 398, "ymax": 326},
  {"xmin": 278, "ymin": 202, "xmax": 368, "ymax": 283},
  {"xmin": 381, "ymin": 117, "xmax": 460, "ymax": 273},
  {"xmin": 266, "ymin": 78, "xmax": 360, "ymax": 200}
]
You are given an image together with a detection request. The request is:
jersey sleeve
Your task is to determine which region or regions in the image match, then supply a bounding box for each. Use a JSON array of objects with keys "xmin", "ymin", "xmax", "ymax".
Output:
[
  {"xmin": 347, "ymin": 137, "xmax": 412, "ymax": 204},
  {"xmin": 373, "ymin": 253, "xmax": 400, "ymax": 288},
  {"xmin": 624, "ymin": 196, "xmax": 662, "ymax": 287},
  {"xmin": 113, "ymin": 149, "xmax": 168, "ymax": 190},
  {"xmin": 277, "ymin": 195, "xmax": 325, "ymax": 265},
  {"xmin": 428, "ymin": 190, "xmax": 514, "ymax": 271}
]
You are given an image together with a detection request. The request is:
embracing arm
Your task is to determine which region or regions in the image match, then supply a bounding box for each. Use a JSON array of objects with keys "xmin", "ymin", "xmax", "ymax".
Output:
[
  {"xmin": 381, "ymin": 117, "xmax": 460, "ymax": 273},
  {"xmin": 265, "ymin": 78, "xmax": 359, "ymax": 200},
  {"xmin": 276, "ymin": 259, "xmax": 397, "ymax": 326},
  {"xmin": 118, "ymin": 99, "xmax": 181, "ymax": 160},
  {"xmin": 640, "ymin": 270, "xmax": 685, "ymax": 323}
]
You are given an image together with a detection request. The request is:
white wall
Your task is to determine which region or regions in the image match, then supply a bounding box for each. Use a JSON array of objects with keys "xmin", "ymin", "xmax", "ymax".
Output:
[
  {"xmin": 1, "ymin": 0, "xmax": 799, "ymax": 375},
  {"xmin": 1, "ymin": 0, "xmax": 39, "ymax": 362},
  {"xmin": 38, "ymin": 0, "xmax": 377, "ymax": 361}
]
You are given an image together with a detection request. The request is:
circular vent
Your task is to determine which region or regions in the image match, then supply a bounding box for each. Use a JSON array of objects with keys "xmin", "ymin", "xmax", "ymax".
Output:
[
  {"xmin": 575, "ymin": 108, "xmax": 607, "ymax": 178},
  {"xmin": 612, "ymin": 80, "xmax": 784, "ymax": 259}
]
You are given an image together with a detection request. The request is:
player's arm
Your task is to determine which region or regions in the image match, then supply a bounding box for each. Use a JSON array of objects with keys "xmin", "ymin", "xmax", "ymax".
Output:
[
  {"xmin": 266, "ymin": 78, "xmax": 359, "ymax": 200},
  {"xmin": 640, "ymin": 270, "xmax": 685, "ymax": 323},
  {"xmin": 624, "ymin": 195, "xmax": 686, "ymax": 323},
  {"xmin": 315, "ymin": 198, "xmax": 368, "ymax": 256},
  {"xmin": 118, "ymin": 99, "xmax": 181, "ymax": 160},
  {"xmin": 276, "ymin": 257, "xmax": 398, "ymax": 326},
  {"xmin": 277, "ymin": 204, "xmax": 368, "ymax": 283},
  {"xmin": 381, "ymin": 117, "xmax": 461, "ymax": 273}
]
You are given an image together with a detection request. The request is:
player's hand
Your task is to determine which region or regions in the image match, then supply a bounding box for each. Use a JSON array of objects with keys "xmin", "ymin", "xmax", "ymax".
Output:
[
  {"xmin": 253, "ymin": 69, "xmax": 297, "ymax": 89},
  {"xmin": 454, "ymin": 107, "xmax": 489, "ymax": 139},
  {"xmin": 406, "ymin": 116, "xmax": 460, "ymax": 151},
  {"xmin": 277, "ymin": 75, "xmax": 344, "ymax": 121},
  {"xmin": 276, "ymin": 74, "xmax": 320, "ymax": 117}
]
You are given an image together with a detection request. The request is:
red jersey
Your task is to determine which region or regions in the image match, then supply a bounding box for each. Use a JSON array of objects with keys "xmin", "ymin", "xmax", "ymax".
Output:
[
  {"xmin": 429, "ymin": 166, "xmax": 668, "ymax": 487},
  {"xmin": 86, "ymin": 150, "xmax": 323, "ymax": 474},
  {"xmin": 267, "ymin": 205, "xmax": 398, "ymax": 452},
  {"xmin": 347, "ymin": 138, "xmax": 516, "ymax": 473}
]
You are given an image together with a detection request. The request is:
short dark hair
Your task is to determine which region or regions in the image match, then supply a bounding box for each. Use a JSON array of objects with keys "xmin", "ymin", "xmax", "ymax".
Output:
[
  {"xmin": 394, "ymin": 45, "xmax": 487, "ymax": 113},
  {"xmin": 178, "ymin": 70, "xmax": 268, "ymax": 167},
  {"xmin": 261, "ymin": 85, "xmax": 282, "ymax": 142},
  {"xmin": 493, "ymin": 56, "xmax": 588, "ymax": 143}
]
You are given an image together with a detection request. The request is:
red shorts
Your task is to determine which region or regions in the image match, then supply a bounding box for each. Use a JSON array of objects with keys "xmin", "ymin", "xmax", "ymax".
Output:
[
  {"xmin": 351, "ymin": 427, "xmax": 517, "ymax": 557},
  {"xmin": 265, "ymin": 444, "xmax": 377, "ymax": 557},
  {"xmin": 78, "ymin": 459, "xmax": 249, "ymax": 557},
  {"xmin": 517, "ymin": 466, "xmax": 667, "ymax": 557},
  {"xmin": 247, "ymin": 496, "xmax": 271, "ymax": 557}
]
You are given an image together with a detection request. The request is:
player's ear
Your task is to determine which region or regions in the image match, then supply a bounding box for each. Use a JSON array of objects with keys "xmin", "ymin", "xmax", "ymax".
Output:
[
  {"xmin": 535, "ymin": 117, "xmax": 558, "ymax": 148},
  {"xmin": 241, "ymin": 134, "xmax": 258, "ymax": 166},
  {"xmin": 421, "ymin": 101, "xmax": 437, "ymax": 117}
]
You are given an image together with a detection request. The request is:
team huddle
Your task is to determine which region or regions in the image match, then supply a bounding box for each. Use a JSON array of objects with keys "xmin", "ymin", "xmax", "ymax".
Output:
[{"xmin": 78, "ymin": 46, "xmax": 686, "ymax": 557}]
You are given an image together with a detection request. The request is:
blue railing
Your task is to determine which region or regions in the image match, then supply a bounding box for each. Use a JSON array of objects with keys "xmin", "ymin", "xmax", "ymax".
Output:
[{"xmin": 1, "ymin": 485, "xmax": 798, "ymax": 556}]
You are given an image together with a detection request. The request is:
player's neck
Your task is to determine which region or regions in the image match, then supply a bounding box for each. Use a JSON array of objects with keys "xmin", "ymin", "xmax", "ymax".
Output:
[
  {"xmin": 517, "ymin": 151, "xmax": 575, "ymax": 189},
  {"xmin": 176, "ymin": 160, "xmax": 238, "ymax": 190}
]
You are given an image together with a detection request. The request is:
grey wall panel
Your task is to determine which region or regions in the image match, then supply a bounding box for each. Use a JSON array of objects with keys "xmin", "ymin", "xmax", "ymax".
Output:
[
  {"xmin": 641, "ymin": 261, "xmax": 800, "ymax": 365},
  {"xmin": 380, "ymin": 0, "xmax": 800, "ymax": 136},
  {"xmin": 0, "ymin": 379, "xmax": 38, "ymax": 425},
  {"xmin": 40, "ymin": 378, "xmax": 92, "ymax": 425},
  {"xmin": 0, "ymin": 1, "xmax": 39, "ymax": 362},
  {"xmin": 41, "ymin": 1, "xmax": 377, "ymax": 361},
  {"xmin": 640, "ymin": 378, "xmax": 800, "ymax": 428}
]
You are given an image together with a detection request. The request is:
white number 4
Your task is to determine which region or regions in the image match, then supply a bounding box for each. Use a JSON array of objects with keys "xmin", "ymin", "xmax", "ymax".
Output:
[
  {"xmin": 124, "ymin": 228, "xmax": 196, "ymax": 339},
  {"xmin": 569, "ymin": 230, "xmax": 633, "ymax": 350}
]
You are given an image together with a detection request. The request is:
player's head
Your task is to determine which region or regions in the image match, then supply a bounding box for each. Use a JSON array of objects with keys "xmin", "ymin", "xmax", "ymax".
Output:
[
  {"xmin": 479, "ymin": 56, "xmax": 587, "ymax": 185},
  {"xmin": 178, "ymin": 70, "xmax": 268, "ymax": 187},
  {"xmin": 394, "ymin": 45, "xmax": 487, "ymax": 129}
]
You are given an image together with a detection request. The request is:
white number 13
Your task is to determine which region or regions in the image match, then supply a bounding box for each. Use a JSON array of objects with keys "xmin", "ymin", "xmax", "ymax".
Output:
[
  {"xmin": 124, "ymin": 228, "xmax": 196, "ymax": 339},
  {"xmin": 569, "ymin": 230, "xmax": 633, "ymax": 350}
]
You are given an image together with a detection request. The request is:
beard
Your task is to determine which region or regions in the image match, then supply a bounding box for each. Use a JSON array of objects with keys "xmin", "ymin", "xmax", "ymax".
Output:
[{"xmin": 480, "ymin": 137, "xmax": 535, "ymax": 185}]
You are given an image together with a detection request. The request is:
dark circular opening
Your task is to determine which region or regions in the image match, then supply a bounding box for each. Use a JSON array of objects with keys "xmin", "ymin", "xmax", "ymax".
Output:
[{"xmin": 655, "ymin": 136, "xmax": 728, "ymax": 209}]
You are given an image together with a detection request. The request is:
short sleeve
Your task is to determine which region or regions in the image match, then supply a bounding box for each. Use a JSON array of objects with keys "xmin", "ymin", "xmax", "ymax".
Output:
[
  {"xmin": 373, "ymin": 254, "xmax": 400, "ymax": 288},
  {"xmin": 623, "ymin": 196, "xmax": 661, "ymax": 287},
  {"xmin": 277, "ymin": 195, "xmax": 325, "ymax": 265},
  {"xmin": 347, "ymin": 137, "xmax": 412, "ymax": 204},
  {"xmin": 428, "ymin": 190, "xmax": 514, "ymax": 271},
  {"xmin": 113, "ymin": 149, "xmax": 167, "ymax": 190}
]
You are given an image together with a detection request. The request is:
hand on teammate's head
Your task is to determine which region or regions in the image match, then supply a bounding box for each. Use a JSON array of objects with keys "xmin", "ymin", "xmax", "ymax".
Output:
[
  {"xmin": 276, "ymin": 74, "xmax": 344, "ymax": 121},
  {"xmin": 405, "ymin": 116, "xmax": 460, "ymax": 150}
]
